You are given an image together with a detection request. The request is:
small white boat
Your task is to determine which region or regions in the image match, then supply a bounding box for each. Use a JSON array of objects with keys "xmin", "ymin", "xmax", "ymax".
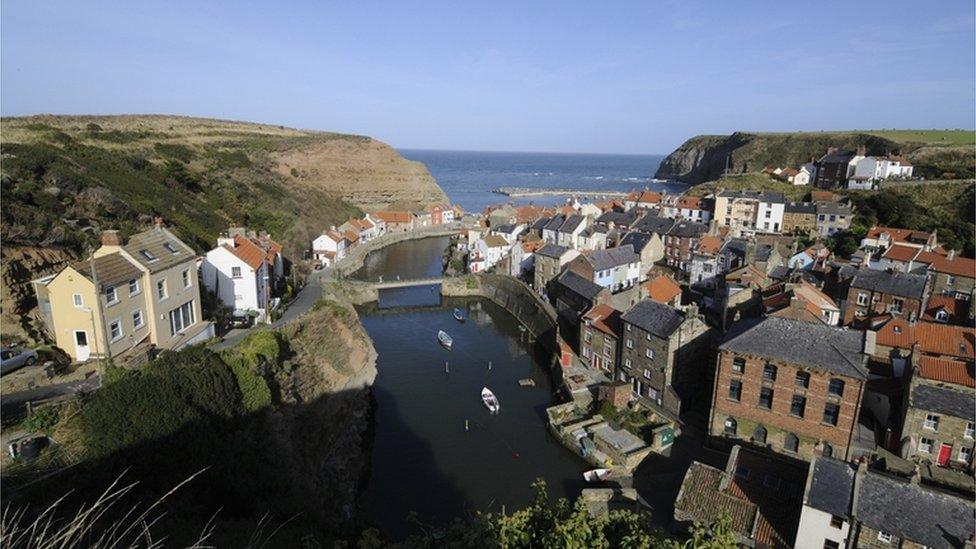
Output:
[
  {"xmin": 481, "ymin": 387, "xmax": 500, "ymax": 414},
  {"xmin": 453, "ymin": 308, "xmax": 465, "ymax": 322},
  {"xmin": 582, "ymin": 468, "xmax": 612, "ymax": 483},
  {"xmin": 438, "ymin": 330, "xmax": 453, "ymax": 349}
]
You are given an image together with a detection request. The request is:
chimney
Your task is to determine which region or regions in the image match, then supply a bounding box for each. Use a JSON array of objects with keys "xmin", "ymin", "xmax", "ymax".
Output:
[
  {"xmin": 827, "ymin": 147, "xmax": 837, "ymax": 155},
  {"xmin": 100, "ymin": 230, "xmax": 122, "ymax": 247},
  {"xmin": 856, "ymin": 145, "xmax": 867, "ymax": 156},
  {"xmin": 154, "ymin": 216, "xmax": 165, "ymax": 229},
  {"xmin": 863, "ymin": 329, "xmax": 877, "ymax": 357},
  {"xmin": 948, "ymin": 249, "xmax": 956, "ymax": 260}
]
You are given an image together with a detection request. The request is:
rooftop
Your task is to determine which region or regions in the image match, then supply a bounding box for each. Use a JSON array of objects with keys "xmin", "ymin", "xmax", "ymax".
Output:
[
  {"xmin": 848, "ymin": 268, "xmax": 927, "ymax": 299},
  {"xmin": 911, "ymin": 384, "xmax": 975, "ymax": 422},
  {"xmin": 556, "ymin": 270, "xmax": 605, "ymax": 300},
  {"xmin": 582, "ymin": 245, "xmax": 638, "ymax": 271},
  {"xmin": 874, "ymin": 318, "xmax": 974, "ymax": 359},
  {"xmin": 536, "ymin": 243, "xmax": 570, "ymax": 259},
  {"xmin": 582, "ymin": 303, "xmax": 622, "ymax": 337},
  {"xmin": 804, "ymin": 457, "xmax": 855, "ymax": 518},
  {"xmin": 122, "ymin": 226, "xmax": 195, "ymax": 273},
  {"xmin": 918, "ymin": 357, "xmax": 975, "ymax": 388},
  {"xmin": 621, "ymin": 299, "xmax": 685, "ymax": 339},
  {"xmin": 643, "ymin": 275, "xmax": 682, "ymax": 305},
  {"xmin": 668, "ymin": 220, "xmax": 708, "ymax": 239},
  {"xmin": 73, "ymin": 253, "xmax": 143, "ymax": 288}
]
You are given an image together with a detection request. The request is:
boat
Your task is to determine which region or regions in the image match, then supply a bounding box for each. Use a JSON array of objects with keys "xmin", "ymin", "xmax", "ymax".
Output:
[
  {"xmin": 437, "ymin": 330, "xmax": 453, "ymax": 349},
  {"xmin": 453, "ymin": 308, "xmax": 465, "ymax": 322},
  {"xmin": 582, "ymin": 468, "xmax": 612, "ymax": 483},
  {"xmin": 481, "ymin": 387, "xmax": 500, "ymax": 414}
]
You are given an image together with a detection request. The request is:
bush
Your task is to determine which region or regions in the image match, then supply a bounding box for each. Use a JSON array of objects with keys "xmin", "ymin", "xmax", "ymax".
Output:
[
  {"xmin": 23, "ymin": 406, "xmax": 60, "ymax": 435},
  {"xmin": 225, "ymin": 355, "xmax": 272, "ymax": 412}
]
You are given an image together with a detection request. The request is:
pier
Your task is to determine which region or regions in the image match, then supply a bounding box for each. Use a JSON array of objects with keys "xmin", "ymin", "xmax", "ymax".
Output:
[{"xmin": 492, "ymin": 186, "xmax": 631, "ymax": 198}]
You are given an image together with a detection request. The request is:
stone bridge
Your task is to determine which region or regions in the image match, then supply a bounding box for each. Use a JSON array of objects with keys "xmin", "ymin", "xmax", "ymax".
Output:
[{"xmin": 364, "ymin": 276, "xmax": 447, "ymax": 289}]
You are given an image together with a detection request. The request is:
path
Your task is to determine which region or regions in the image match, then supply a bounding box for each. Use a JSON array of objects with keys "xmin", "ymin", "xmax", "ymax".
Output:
[{"xmin": 1, "ymin": 376, "xmax": 102, "ymax": 423}]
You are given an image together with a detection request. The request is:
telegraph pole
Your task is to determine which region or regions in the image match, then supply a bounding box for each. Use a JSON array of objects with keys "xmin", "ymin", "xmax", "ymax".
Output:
[{"xmin": 89, "ymin": 248, "xmax": 113, "ymax": 364}]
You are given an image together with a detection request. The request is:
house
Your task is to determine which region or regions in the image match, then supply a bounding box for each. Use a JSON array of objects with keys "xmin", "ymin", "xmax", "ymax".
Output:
[
  {"xmin": 509, "ymin": 239, "xmax": 543, "ymax": 279},
  {"xmin": 923, "ymin": 294, "xmax": 971, "ymax": 325},
  {"xmin": 552, "ymin": 270, "xmax": 612, "ymax": 340},
  {"xmin": 766, "ymin": 281, "xmax": 842, "ymax": 326},
  {"xmin": 756, "ymin": 193, "xmax": 786, "ymax": 234},
  {"xmin": 577, "ymin": 224, "xmax": 610, "ymax": 251},
  {"xmin": 794, "ymin": 164, "xmax": 815, "ymax": 186},
  {"xmin": 900, "ymin": 357, "xmax": 975, "ymax": 469},
  {"xmin": 311, "ymin": 229, "xmax": 346, "ymax": 267},
  {"xmin": 565, "ymin": 245, "xmax": 640, "ymax": 293},
  {"xmin": 674, "ymin": 445, "xmax": 807, "ymax": 548},
  {"xmin": 541, "ymin": 214, "xmax": 566, "ymax": 243},
  {"xmin": 713, "ymin": 190, "xmax": 760, "ymax": 232},
  {"xmin": 687, "ymin": 235, "xmax": 725, "ymax": 288},
  {"xmin": 928, "ymin": 251, "xmax": 976, "ymax": 300},
  {"xmin": 412, "ymin": 209, "xmax": 432, "ymax": 228},
  {"xmin": 468, "ymin": 235, "xmax": 510, "ymax": 273},
  {"xmin": 814, "ymin": 148, "xmax": 858, "ymax": 188},
  {"xmin": 36, "ymin": 225, "xmax": 210, "ymax": 362},
  {"xmin": 490, "ymin": 223, "xmax": 525, "ymax": 245},
  {"xmin": 618, "ymin": 299, "xmax": 710, "ymax": 416},
  {"xmin": 839, "ymin": 267, "xmax": 927, "ymax": 325},
  {"xmin": 871, "ymin": 317, "xmax": 974, "ymax": 378},
  {"xmin": 595, "ymin": 210, "xmax": 640, "ymax": 232},
  {"xmin": 365, "ymin": 213, "xmax": 386, "ymax": 236},
  {"xmin": 781, "ymin": 202, "xmax": 817, "ymax": 236},
  {"xmin": 580, "ymin": 303, "xmax": 622, "ymax": 374},
  {"xmin": 618, "ymin": 231, "xmax": 664, "ymax": 278},
  {"xmin": 674, "ymin": 196, "xmax": 712, "ymax": 222},
  {"xmin": 533, "ymin": 243, "xmax": 580, "ymax": 297},
  {"xmin": 794, "ymin": 457, "xmax": 855, "ymax": 549},
  {"xmin": 630, "ymin": 213, "xmax": 675, "ymax": 238},
  {"xmin": 710, "ymin": 316, "xmax": 869, "ymax": 460},
  {"xmin": 624, "ymin": 190, "xmax": 662, "ymax": 211},
  {"xmin": 372, "ymin": 210, "xmax": 414, "ymax": 233},
  {"xmin": 339, "ymin": 218, "xmax": 377, "ymax": 243},
  {"xmin": 814, "ymin": 202, "xmax": 853, "ymax": 237},
  {"xmin": 860, "ymin": 226, "xmax": 938, "ymax": 256},
  {"xmin": 556, "ymin": 214, "xmax": 589, "ymax": 249},
  {"xmin": 200, "ymin": 234, "xmax": 275, "ymax": 320},
  {"xmin": 642, "ymin": 275, "xmax": 682, "ymax": 306},
  {"xmin": 424, "ymin": 203, "xmax": 455, "ymax": 225},
  {"xmin": 664, "ymin": 221, "xmax": 708, "ymax": 273}
]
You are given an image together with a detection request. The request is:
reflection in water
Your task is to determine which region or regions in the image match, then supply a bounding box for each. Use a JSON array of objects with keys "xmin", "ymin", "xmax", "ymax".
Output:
[{"xmin": 353, "ymin": 236, "xmax": 452, "ymax": 281}]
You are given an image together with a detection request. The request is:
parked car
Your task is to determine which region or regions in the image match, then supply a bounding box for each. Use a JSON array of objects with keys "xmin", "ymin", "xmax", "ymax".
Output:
[
  {"xmin": 230, "ymin": 312, "xmax": 254, "ymax": 329},
  {"xmin": 1, "ymin": 347, "xmax": 39, "ymax": 376}
]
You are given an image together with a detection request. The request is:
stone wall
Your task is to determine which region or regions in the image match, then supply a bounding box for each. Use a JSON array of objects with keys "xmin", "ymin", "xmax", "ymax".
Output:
[{"xmin": 333, "ymin": 225, "xmax": 460, "ymax": 277}]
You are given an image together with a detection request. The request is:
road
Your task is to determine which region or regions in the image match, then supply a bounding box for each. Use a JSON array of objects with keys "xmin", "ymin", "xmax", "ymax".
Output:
[{"xmin": 1, "ymin": 375, "xmax": 102, "ymax": 423}]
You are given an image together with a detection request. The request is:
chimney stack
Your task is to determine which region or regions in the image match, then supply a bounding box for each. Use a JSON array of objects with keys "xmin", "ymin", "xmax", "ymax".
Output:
[
  {"xmin": 948, "ymin": 249, "xmax": 956, "ymax": 260},
  {"xmin": 100, "ymin": 230, "xmax": 122, "ymax": 247},
  {"xmin": 154, "ymin": 216, "xmax": 165, "ymax": 229}
]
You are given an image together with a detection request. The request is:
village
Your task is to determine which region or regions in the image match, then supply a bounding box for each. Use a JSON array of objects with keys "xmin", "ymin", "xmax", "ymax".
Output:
[{"xmin": 6, "ymin": 145, "xmax": 974, "ymax": 548}]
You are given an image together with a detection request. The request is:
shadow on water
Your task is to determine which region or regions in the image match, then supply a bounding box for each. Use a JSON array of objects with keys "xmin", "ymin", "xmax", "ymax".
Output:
[{"xmin": 351, "ymin": 236, "xmax": 452, "ymax": 282}]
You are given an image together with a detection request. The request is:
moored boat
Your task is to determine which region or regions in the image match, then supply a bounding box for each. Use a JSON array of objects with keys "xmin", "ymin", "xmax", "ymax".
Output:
[
  {"xmin": 453, "ymin": 308, "xmax": 465, "ymax": 322},
  {"xmin": 481, "ymin": 387, "xmax": 500, "ymax": 414},
  {"xmin": 582, "ymin": 468, "xmax": 611, "ymax": 482},
  {"xmin": 438, "ymin": 330, "xmax": 453, "ymax": 349}
]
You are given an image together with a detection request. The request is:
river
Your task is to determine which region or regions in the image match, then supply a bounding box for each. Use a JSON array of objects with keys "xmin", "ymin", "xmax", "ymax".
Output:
[{"xmin": 354, "ymin": 238, "xmax": 588, "ymax": 539}]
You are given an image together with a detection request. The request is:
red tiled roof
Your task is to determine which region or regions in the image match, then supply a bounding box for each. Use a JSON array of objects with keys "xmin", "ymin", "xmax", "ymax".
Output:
[
  {"xmin": 522, "ymin": 240, "xmax": 545, "ymax": 253},
  {"xmin": 227, "ymin": 235, "xmax": 266, "ymax": 270},
  {"xmin": 918, "ymin": 356, "xmax": 976, "ymax": 388},
  {"xmin": 865, "ymin": 226, "xmax": 931, "ymax": 244},
  {"xmin": 644, "ymin": 275, "xmax": 682, "ymax": 304},
  {"xmin": 810, "ymin": 190, "xmax": 836, "ymax": 203},
  {"xmin": 929, "ymin": 255, "xmax": 976, "ymax": 278},
  {"xmin": 697, "ymin": 235, "xmax": 723, "ymax": 254},
  {"xmin": 638, "ymin": 190, "xmax": 662, "ymax": 204},
  {"xmin": 345, "ymin": 230, "xmax": 360, "ymax": 244},
  {"xmin": 882, "ymin": 244, "xmax": 921, "ymax": 262},
  {"xmin": 923, "ymin": 294, "xmax": 966, "ymax": 322},
  {"xmin": 875, "ymin": 318, "xmax": 975, "ymax": 359},
  {"xmin": 373, "ymin": 211, "xmax": 413, "ymax": 223},
  {"xmin": 582, "ymin": 303, "xmax": 622, "ymax": 337},
  {"xmin": 677, "ymin": 196, "xmax": 702, "ymax": 209}
]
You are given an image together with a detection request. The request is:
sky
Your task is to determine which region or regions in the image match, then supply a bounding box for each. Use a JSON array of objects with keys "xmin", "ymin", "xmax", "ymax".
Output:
[{"xmin": 2, "ymin": 1, "xmax": 974, "ymax": 154}]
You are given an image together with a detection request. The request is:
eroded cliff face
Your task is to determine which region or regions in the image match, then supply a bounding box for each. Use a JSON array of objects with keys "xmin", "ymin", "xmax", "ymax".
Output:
[
  {"xmin": 655, "ymin": 131, "xmax": 975, "ymax": 184},
  {"xmin": 1, "ymin": 245, "xmax": 80, "ymax": 344}
]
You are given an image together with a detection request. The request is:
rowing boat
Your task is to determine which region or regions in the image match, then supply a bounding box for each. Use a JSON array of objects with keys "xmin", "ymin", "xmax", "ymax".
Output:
[
  {"xmin": 481, "ymin": 387, "xmax": 500, "ymax": 414},
  {"xmin": 438, "ymin": 330, "xmax": 453, "ymax": 349}
]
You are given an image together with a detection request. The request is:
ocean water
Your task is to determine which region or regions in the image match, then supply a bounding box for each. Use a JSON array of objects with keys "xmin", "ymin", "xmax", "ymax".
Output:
[{"xmin": 398, "ymin": 149, "xmax": 686, "ymax": 213}]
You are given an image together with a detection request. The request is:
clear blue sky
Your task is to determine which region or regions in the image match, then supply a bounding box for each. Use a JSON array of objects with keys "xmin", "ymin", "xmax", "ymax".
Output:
[{"xmin": 2, "ymin": 1, "xmax": 974, "ymax": 154}]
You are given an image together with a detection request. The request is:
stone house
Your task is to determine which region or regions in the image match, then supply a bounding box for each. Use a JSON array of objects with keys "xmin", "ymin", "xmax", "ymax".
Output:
[
  {"xmin": 618, "ymin": 231, "xmax": 664, "ymax": 278},
  {"xmin": 580, "ymin": 303, "xmax": 622, "ymax": 375},
  {"xmin": 532, "ymin": 243, "xmax": 579, "ymax": 297},
  {"xmin": 814, "ymin": 148, "xmax": 857, "ymax": 188},
  {"xmin": 565, "ymin": 245, "xmax": 640, "ymax": 293},
  {"xmin": 618, "ymin": 299, "xmax": 711, "ymax": 417},
  {"xmin": 664, "ymin": 220, "xmax": 708, "ymax": 274},
  {"xmin": 541, "ymin": 214, "xmax": 566, "ymax": 243},
  {"xmin": 782, "ymin": 202, "xmax": 817, "ymax": 236},
  {"xmin": 709, "ymin": 316, "xmax": 869, "ymax": 461},
  {"xmin": 795, "ymin": 457, "xmax": 855, "ymax": 549},
  {"xmin": 839, "ymin": 266, "xmax": 927, "ymax": 325},
  {"xmin": 927, "ymin": 251, "xmax": 976, "ymax": 300},
  {"xmin": 901, "ymin": 361, "xmax": 975, "ymax": 470},
  {"xmin": 552, "ymin": 270, "xmax": 611, "ymax": 349},
  {"xmin": 815, "ymin": 201, "xmax": 854, "ymax": 237}
]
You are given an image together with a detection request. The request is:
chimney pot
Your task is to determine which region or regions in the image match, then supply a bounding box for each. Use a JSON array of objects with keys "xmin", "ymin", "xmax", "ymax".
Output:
[
  {"xmin": 100, "ymin": 230, "xmax": 122, "ymax": 246},
  {"xmin": 154, "ymin": 216, "xmax": 165, "ymax": 228}
]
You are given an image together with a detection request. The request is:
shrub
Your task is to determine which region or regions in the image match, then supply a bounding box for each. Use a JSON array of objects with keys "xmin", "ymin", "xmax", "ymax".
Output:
[
  {"xmin": 225, "ymin": 355, "xmax": 272, "ymax": 412},
  {"xmin": 23, "ymin": 406, "xmax": 60, "ymax": 435}
]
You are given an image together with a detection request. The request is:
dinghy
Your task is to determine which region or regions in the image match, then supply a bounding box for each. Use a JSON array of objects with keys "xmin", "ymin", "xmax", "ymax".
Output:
[
  {"xmin": 481, "ymin": 387, "xmax": 500, "ymax": 414},
  {"xmin": 582, "ymin": 468, "xmax": 611, "ymax": 483},
  {"xmin": 453, "ymin": 308, "xmax": 465, "ymax": 322},
  {"xmin": 437, "ymin": 330, "xmax": 453, "ymax": 349}
]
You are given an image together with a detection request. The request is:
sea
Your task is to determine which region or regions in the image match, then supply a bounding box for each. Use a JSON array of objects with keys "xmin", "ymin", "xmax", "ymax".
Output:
[{"xmin": 398, "ymin": 149, "xmax": 687, "ymax": 213}]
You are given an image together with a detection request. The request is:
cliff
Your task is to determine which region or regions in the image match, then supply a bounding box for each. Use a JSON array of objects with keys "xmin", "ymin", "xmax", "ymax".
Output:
[
  {"xmin": 0, "ymin": 114, "xmax": 447, "ymax": 344},
  {"xmin": 655, "ymin": 131, "xmax": 975, "ymax": 184}
]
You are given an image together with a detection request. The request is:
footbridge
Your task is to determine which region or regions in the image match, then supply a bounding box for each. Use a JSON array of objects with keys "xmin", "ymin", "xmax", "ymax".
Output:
[{"xmin": 363, "ymin": 276, "xmax": 447, "ymax": 290}]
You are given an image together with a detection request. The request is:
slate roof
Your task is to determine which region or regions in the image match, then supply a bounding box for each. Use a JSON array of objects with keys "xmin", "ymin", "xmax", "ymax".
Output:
[
  {"xmin": 556, "ymin": 270, "xmax": 605, "ymax": 300},
  {"xmin": 632, "ymin": 215, "xmax": 675, "ymax": 235},
  {"xmin": 854, "ymin": 472, "xmax": 975, "ymax": 548},
  {"xmin": 536, "ymin": 243, "xmax": 570, "ymax": 259},
  {"xmin": 911, "ymin": 384, "xmax": 976, "ymax": 422},
  {"xmin": 768, "ymin": 266, "xmax": 792, "ymax": 281},
  {"xmin": 621, "ymin": 299, "xmax": 685, "ymax": 338},
  {"xmin": 819, "ymin": 149, "xmax": 856, "ymax": 163},
  {"xmin": 668, "ymin": 221, "xmax": 708, "ymax": 239},
  {"xmin": 493, "ymin": 223, "xmax": 521, "ymax": 235},
  {"xmin": 721, "ymin": 239, "xmax": 748, "ymax": 259},
  {"xmin": 558, "ymin": 215, "xmax": 586, "ymax": 234},
  {"xmin": 584, "ymin": 245, "xmax": 639, "ymax": 271},
  {"xmin": 785, "ymin": 202, "xmax": 816, "ymax": 214},
  {"xmin": 619, "ymin": 232, "xmax": 652, "ymax": 254},
  {"xmin": 123, "ymin": 226, "xmax": 196, "ymax": 273},
  {"xmin": 530, "ymin": 217, "xmax": 551, "ymax": 231},
  {"xmin": 849, "ymin": 268, "xmax": 927, "ymax": 299},
  {"xmin": 720, "ymin": 316, "xmax": 867, "ymax": 379},
  {"xmin": 596, "ymin": 210, "xmax": 639, "ymax": 227},
  {"xmin": 717, "ymin": 190, "xmax": 785, "ymax": 204},
  {"xmin": 816, "ymin": 202, "xmax": 854, "ymax": 216},
  {"xmin": 804, "ymin": 457, "xmax": 855, "ymax": 518},
  {"xmin": 543, "ymin": 215, "xmax": 566, "ymax": 232},
  {"xmin": 73, "ymin": 253, "xmax": 143, "ymax": 288}
]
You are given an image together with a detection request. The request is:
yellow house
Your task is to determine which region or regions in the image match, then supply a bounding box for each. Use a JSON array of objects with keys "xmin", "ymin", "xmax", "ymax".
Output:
[{"xmin": 35, "ymin": 224, "xmax": 212, "ymax": 362}]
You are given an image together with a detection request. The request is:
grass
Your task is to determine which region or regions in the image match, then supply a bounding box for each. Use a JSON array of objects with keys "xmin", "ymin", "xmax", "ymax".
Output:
[
  {"xmin": 685, "ymin": 173, "xmax": 809, "ymax": 200},
  {"xmin": 858, "ymin": 129, "xmax": 975, "ymax": 146}
]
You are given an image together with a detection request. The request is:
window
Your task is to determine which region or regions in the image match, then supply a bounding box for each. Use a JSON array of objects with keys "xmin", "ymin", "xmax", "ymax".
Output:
[
  {"xmin": 128, "ymin": 279, "xmax": 140, "ymax": 296},
  {"xmin": 918, "ymin": 437, "xmax": 933, "ymax": 453},
  {"xmin": 132, "ymin": 309, "xmax": 144, "ymax": 329},
  {"xmin": 877, "ymin": 531, "xmax": 892, "ymax": 544},
  {"xmin": 643, "ymin": 369, "xmax": 652, "ymax": 380},
  {"xmin": 923, "ymin": 414, "xmax": 940, "ymax": 431},
  {"xmin": 958, "ymin": 447, "xmax": 972, "ymax": 464},
  {"xmin": 785, "ymin": 433, "xmax": 799, "ymax": 453},
  {"xmin": 947, "ymin": 275, "xmax": 956, "ymax": 286},
  {"xmin": 584, "ymin": 330, "xmax": 592, "ymax": 343},
  {"xmin": 182, "ymin": 269, "xmax": 191, "ymax": 288},
  {"xmin": 645, "ymin": 348, "xmax": 654, "ymax": 359},
  {"xmin": 231, "ymin": 266, "xmax": 243, "ymax": 279},
  {"xmin": 157, "ymin": 279, "xmax": 167, "ymax": 300},
  {"xmin": 823, "ymin": 540, "xmax": 840, "ymax": 549},
  {"xmin": 823, "ymin": 403, "xmax": 840, "ymax": 426},
  {"xmin": 935, "ymin": 310, "xmax": 950, "ymax": 323},
  {"xmin": 795, "ymin": 371, "xmax": 810, "ymax": 389},
  {"xmin": 626, "ymin": 324, "xmax": 632, "ymax": 332},
  {"xmin": 728, "ymin": 380, "xmax": 742, "ymax": 401},
  {"xmin": 72, "ymin": 293, "xmax": 84, "ymax": 308},
  {"xmin": 965, "ymin": 422, "xmax": 974, "ymax": 439},
  {"xmin": 758, "ymin": 387, "xmax": 774, "ymax": 409},
  {"xmin": 109, "ymin": 319, "xmax": 122, "ymax": 341},
  {"xmin": 648, "ymin": 387, "xmax": 660, "ymax": 402},
  {"xmin": 168, "ymin": 301, "xmax": 196, "ymax": 335},
  {"xmin": 790, "ymin": 395, "xmax": 806, "ymax": 418},
  {"xmin": 856, "ymin": 292, "xmax": 869, "ymax": 306},
  {"xmin": 762, "ymin": 363, "xmax": 777, "ymax": 381},
  {"xmin": 724, "ymin": 418, "xmax": 737, "ymax": 435},
  {"xmin": 752, "ymin": 424, "xmax": 767, "ymax": 444},
  {"xmin": 163, "ymin": 242, "xmax": 179, "ymax": 254},
  {"xmin": 822, "ymin": 443, "xmax": 833, "ymax": 458},
  {"xmin": 139, "ymin": 249, "xmax": 157, "ymax": 262},
  {"xmin": 891, "ymin": 298, "xmax": 904, "ymax": 314},
  {"xmin": 732, "ymin": 357, "xmax": 746, "ymax": 374},
  {"xmin": 828, "ymin": 378, "xmax": 845, "ymax": 397},
  {"xmin": 645, "ymin": 333, "xmax": 651, "ymax": 341},
  {"xmin": 626, "ymin": 339, "xmax": 633, "ymax": 349},
  {"xmin": 624, "ymin": 358, "xmax": 632, "ymax": 368},
  {"xmin": 105, "ymin": 286, "xmax": 118, "ymax": 305},
  {"xmin": 829, "ymin": 515, "xmax": 844, "ymax": 529}
]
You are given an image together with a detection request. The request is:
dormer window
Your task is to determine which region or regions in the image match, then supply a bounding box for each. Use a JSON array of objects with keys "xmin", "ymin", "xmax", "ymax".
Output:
[
  {"xmin": 140, "ymin": 249, "xmax": 157, "ymax": 262},
  {"xmin": 163, "ymin": 242, "xmax": 180, "ymax": 255},
  {"xmin": 893, "ymin": 326, "xmax": 902, "ymax": 334}
]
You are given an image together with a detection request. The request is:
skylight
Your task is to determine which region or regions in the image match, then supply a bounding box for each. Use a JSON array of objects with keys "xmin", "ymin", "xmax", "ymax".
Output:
[
  {"xmin": 140, "ymin": 249, "xmax": 157, "ymax": 262},
  {"xmin": 163, "ymin": 242, "xmax": 180, "ymax": 254}
]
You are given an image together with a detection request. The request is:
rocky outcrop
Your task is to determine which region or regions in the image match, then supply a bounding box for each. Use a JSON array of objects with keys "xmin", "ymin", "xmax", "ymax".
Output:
[
  {"xmin": 1, "ymin": 245, "xmax": 79, "ymax": 344},
  {"xmin": 655, "ymin": 131, "xmax": 975, "ymax": 184}
]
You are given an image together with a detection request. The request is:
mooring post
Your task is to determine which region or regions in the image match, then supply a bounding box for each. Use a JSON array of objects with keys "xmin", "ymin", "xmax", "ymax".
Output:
[
  {"xmin": 445, "ymin": 361, "xmax": 449, "ymax": 373},
  {"xmin": 465, "ymin": 419, "xmax": 469, "ymax": 431},
  {"xmin": 488, "ymin": 360, "xmax": 492, "ymax": 370}
]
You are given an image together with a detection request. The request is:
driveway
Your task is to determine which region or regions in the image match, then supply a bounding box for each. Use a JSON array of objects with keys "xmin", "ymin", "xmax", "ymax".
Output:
[{"xmin": 0, "ymin": 375, "xmax": 102, "ymax": 424}]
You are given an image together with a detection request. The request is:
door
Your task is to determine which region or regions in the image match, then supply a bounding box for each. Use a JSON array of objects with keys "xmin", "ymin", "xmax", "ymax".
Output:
[
  {"xmin": 938, "ymin": 443, "xmax": 953, "ymax": 466},
  {"xmin": 74, "ymin": 330, "xmax": 90, "ymax": 362},
  {"xmin": 632, "ymin": 377, "xmax": 642, "ymax": 397}
]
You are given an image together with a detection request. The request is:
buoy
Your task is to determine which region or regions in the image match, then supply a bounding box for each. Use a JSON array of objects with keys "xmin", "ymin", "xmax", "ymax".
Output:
[
  {"xmin": 465, "ymin": 419, "xmax": 469, "ymax": 431},
  {"xmin": 488, "ymin": 361, "xmax": 492, "ymax": 370},
  {"xmin": 445, "ymin": 361, "xmax": 449, "ymax": 373}
]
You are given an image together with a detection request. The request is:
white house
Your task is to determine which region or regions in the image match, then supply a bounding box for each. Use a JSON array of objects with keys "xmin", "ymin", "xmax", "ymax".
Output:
[
  {"xmin": 556, "ymin": 214, "xmax": 589, "ymax": 249},
  {"xmin": 365, "ymin": 214, "xmax": 387, "ymax": 236},
  {"xmin": 490, "ymin": 223, "xmax": 525, "ymax": 245},
  {"xmin": 756, "ymin": 194, "xmax": 785, "ymax": 233},
  {"xmin": 794, "ymin": 164, "xmax": 815, "ymax": 186},
  {"xmin": 312, "ymin": 229, "xmax": 346, "ymax": 267},
  {"xmin": 201, "ymin": 235, "xmax": 272, "ymax": 320},
  {"xmin": 795, "ymin": 457, "xmax": 854, "ymax": 549},
  {"xmin": 468, "ymin": 235, "xmax": 510, "ymax": 273}
]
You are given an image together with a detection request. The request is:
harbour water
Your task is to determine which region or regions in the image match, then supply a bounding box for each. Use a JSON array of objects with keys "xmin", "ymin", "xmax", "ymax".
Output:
[
  {"xmin": 398, "ymin": 149, "xmax": 685, "ymax": 213},
  {"xmin": 357, "ymin": 238, "xmax": 588, "ymax": 538}
]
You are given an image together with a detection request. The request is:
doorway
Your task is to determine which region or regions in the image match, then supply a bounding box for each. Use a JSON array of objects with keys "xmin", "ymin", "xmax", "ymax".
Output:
[{"xmin": 74, "ymin": 330, "xmax": 90, "ymax": 362}]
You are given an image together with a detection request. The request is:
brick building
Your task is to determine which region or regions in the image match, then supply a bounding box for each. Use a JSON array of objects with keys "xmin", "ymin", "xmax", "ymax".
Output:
[
  {"xmin": 579, "ymin": 304, "xmax": 622, "ymax": 374},
  {"xmin": 838, "ymin": 266, "xmax": 927, "ymax": 325},
  {"xmin": 709, "ymin": 316, "xmax": 869, "ymax": 460}
]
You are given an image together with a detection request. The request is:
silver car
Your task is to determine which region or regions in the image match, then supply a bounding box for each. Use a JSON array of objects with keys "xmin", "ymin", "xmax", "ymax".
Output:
[{"xmin": 1, "ymin": 348, "xmax": 39, "ymax": 376}]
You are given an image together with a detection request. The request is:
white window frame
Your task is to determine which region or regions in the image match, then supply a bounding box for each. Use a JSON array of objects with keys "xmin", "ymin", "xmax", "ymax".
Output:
[
  {"xmin": 626, "ymin": 339, "xmax": 633, "ymax": 349},
  {"xmin": 72, "ymin": 293, "xmax": 84, "ymax": 308},
  {"xmin": 877, "ymin": 531, "xmax": 892, "ymax": 544},
  {"xmin": 168, "ymin": 301, "xmax": 196, "ymax": 335},
  {"xmin": 128, "ymin": 278, "xmax": 141, "ymax": 296},
  {"xmin": 643, "ymin": 368, "xmax": 652, "ymax": 380},
  {"xmin": 109, "ymin": 319, "xmax": 123, "ymax": 342},
  {"xmin": 231, "ymin": 266, "xmax": 243, "ymax": 279},
  {"xmin": 856, "ymin": 292, "xmax": 869, "ymax": 306},
  {"xmin": 182, "ymin": 268, "xmax": 191, "ymax": 289},
  {"xmin": 957, "ymin": 446, "xmax": 972, "ymax": 464},
  {"xmin": 645, "ymin": 348, "xmax": 654, "ymax": 359},
  {"xmin": 918, "ymin": 437, "xmax": 933, "ymax": 453},
  {"xmin": 624, "ymin": 358, "xmax": 631, "ymax": 368},
  {"xmin": 132, "ymin": 309, "xmax": 144, "ymax": 329},
  {"xmin": 157, "ymin": 279, "xmax": 168, "ymax": 300},
  {"xmin": 965, "ymin": 422, "xmax": 975, "ymax": 439},
  {"xmin": 923, "ymin": 414, "xmax": 940, "ymax": 431},
  {"xmin": 105, "ymin": 285, "xmax": 118, "ymax": 305}
]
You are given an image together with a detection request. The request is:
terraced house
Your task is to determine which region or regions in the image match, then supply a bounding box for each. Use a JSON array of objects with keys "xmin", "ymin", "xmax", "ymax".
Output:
[
  {"xmin": 34, "ymin": 223, "xmax": 210, "ymax": 362},
  {"xmin": 838, "ymin": 265, "xmax": 927, "ymax": 325},
  {"xmin": 710, "ymin": 317, "xmax": 869, "ymax": 460}
]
